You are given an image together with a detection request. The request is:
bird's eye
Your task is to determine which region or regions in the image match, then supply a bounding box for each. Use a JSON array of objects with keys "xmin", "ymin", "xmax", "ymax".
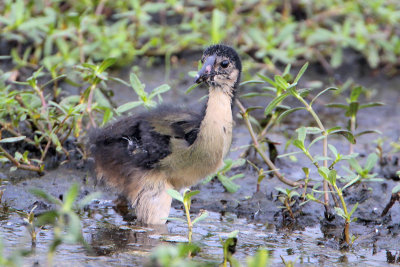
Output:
[{"xmin": 220, "ymin": 60, "xmax": 229, "ymax": 68}]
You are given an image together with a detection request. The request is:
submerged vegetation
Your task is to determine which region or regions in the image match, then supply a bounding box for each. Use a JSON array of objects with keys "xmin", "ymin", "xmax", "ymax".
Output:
[{"xmin": 1, "ymin": 0, "xmax": 400, "ymax": 266}]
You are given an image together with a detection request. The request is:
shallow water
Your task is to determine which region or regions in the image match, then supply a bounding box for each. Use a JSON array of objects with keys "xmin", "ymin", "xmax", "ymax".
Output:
[{"xmin": 1, "ymin": 199, "xmax": 397, "ymax": 266}]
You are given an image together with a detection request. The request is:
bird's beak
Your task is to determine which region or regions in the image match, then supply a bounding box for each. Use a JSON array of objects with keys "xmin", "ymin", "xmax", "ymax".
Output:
[{"xmin": 194, "ymin": 55, "xmax": 216, "ymax": 84}]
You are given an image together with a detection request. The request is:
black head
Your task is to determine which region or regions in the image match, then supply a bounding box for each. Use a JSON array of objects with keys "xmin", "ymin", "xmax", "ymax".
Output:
[{"xmin": 194, "ymin": 44, "xmax": 242, "ymax": 90}]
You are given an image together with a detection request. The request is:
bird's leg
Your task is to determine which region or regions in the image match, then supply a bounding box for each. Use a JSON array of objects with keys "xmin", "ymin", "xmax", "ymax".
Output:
[{"xmin": 134, "ymin": 178, "xmax": 172, "ymax": 225}]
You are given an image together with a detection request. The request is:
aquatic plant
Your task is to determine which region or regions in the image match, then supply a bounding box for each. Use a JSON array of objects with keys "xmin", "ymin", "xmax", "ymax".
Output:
[
  {"xmin": 238, "ymin": 63, "xmax": 383, "ymax": 244},
  {"xmin": 166, "ymin": 189, "xmax": 208, "ymax": 246},
  {"xmin": 29, "ymin": 183, "xmax": 100, "ymax": 264},
  {"xmin": 147, "ymin": 243, "xmax": 205, "ymax": 267},
  {"xmin": 0, "ymin": 59, "xmax": 170, "ymax": 173},
  {"xmin": 203, "ymin": 158, "xmax": 246, "ymax": 193},
  {"xmin": 326, "ymin": 86, "xmax": 384, "ymax": 154},
  {"xmin": 220, "ymin": 230, "xmax": 239, "ymax": 267}
]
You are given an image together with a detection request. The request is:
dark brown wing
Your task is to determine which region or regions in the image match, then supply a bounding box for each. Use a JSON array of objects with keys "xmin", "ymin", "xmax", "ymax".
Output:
[{"xmin": 89, "ymin": 106, "xmax": 203, "ymax": 171}]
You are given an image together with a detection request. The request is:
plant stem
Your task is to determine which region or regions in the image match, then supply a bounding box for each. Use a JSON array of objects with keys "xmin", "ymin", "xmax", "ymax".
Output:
[
  {"xmin": 0, "ymin": 145, "xmax": 43, "ymax": 173},
  {"xmin": 333, "ymin": 183, "xmax": 350, "ymax": 244},
  {"xmin": 86, "ymin": 83, "xmax": 97, "ymax": 127},
  {"xmin": 349, "ymin": 115, "xmax": 356, "ymax": 154},
  {"xmin": 237, "ymin": 100, "xmax": 302, "ymax": 188},
  {"xmin": 294, "ymin": 94, "xmax": 331, "ymax": 210},
  {"xmin": 183, "ymin": 201, "xmax": 193, "ymax": 257}
]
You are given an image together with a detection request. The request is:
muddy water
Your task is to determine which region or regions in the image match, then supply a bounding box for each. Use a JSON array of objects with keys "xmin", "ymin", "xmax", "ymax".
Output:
[{"xmin": 1, "ymin": 58, "xmax": 400, "ymax": 266}]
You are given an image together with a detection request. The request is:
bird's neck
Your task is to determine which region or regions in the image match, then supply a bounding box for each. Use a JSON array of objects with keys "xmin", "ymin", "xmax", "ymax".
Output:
[{"xmin": 196, "ymin": 85, "xmax": 234, "ymax": 159}]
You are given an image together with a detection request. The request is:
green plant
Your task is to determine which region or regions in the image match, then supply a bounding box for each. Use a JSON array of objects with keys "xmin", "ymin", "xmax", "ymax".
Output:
[
  {"xmin": 29, "ymin": 183, "xmax": 100, "ymax": 264},
  {"xmin": 166, "ymin": 189, "xmax": 208, "ymax": 246},
  {"xmin": 220, "ymin": 230, "xmax": 240, "ymax": 267},
  {"xmin": 342, "ymin": 153, "xmax": 383, "ymax": 183},
  {"xmin": 239, "ymin": 62, "xmax": 385, "ymax": 245},
  {"xmin": 147, "ymin": 243, "xmax": 206, "ymax": 267},
  {"xmin": 115, "ymin": 73, "xmax": 170, "ymax": 113},
  {"xmin": 276, "ymin": 187, "xmax": 300, "ymax": 219},
  {"xmin": 0, "ymin": 237, "xmax": 27, "ymax": 267},
  {"xmin": 17, "ymin": 205, "xmax": 38, "ymax": 246},
  {"xmin": 203, "ymin": 158, "xmax": 245, "ymax": 193},
  {"xmin": 326, "ymin": 86, "xmax": 384, "ymax": 153},
  {"xmin": 246, "ymin": 249, "xmax": 269, "ymax": 267}
]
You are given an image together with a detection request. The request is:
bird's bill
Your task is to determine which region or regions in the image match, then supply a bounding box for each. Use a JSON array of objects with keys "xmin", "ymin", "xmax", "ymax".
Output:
[{"xmin": 194, "ymin": 55, "xmax": 216, "ymax": 84}]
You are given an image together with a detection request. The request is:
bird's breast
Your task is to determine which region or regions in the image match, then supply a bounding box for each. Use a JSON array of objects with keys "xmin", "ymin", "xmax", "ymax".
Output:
[{"xmin": 161, "ymin": 88, "xmax": 233, "ymax": 188}]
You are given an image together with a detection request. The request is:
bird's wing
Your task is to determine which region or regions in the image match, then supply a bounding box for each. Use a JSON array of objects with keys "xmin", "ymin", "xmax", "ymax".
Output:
[{"xmin": 89, "ymin": 106, "xmax": 202, "ymax": 171}]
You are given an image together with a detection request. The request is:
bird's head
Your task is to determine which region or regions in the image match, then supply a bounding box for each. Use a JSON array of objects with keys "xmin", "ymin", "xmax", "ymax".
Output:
[{"xmin": 194, "ymin": 44, "xmax": 242, "ymax": 91}]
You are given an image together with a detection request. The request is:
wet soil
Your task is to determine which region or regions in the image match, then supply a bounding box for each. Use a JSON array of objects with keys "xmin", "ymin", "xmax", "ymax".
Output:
[{"xmin": 1, "ymin": 57, "xmax": 400, "ymax": 266}]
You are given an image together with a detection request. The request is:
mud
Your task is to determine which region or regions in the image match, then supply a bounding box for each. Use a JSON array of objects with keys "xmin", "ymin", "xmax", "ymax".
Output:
[{"xmin": 1, "ymin": 57, "xmax": 400, "ymax": 266}]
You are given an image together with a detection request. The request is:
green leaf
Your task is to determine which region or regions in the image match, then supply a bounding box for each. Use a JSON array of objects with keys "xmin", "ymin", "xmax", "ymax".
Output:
[
  {"xmin": 306, "ymin": 127, "xmax": 323, "ymax": 134},
  {"xmin": 264, "ymin": 92, "xmax": 291, "ymax": 116},
  {"xmin": 296, "ymin": 127, "xmax": 306, "ymax": 142},
  {"xmin": 192, "ymin": 211, "xmax": 209, "ymax": 225},
  {"xmin": 185, "ymin": 83, "xmax": 200, "ymax": 94},
  {"xmin": 328, "ymin": 144, "xmax": 338, "ymax": 158},
  {"xmin": 183, "ymin": 190, "xmax": 200, "ymax": 204},
  {"xmin": 307, "ymin": 135, "xmax": 326, "ymax": 150},
  {"xmin": 116, "ymin": 101, "xmax": 142, "ymax": 113},
  {"xmin": 359, "ymin": 102, "xmax": 385, "ymax": 109},
  {"xmin": 318, "ymin": 167, "xmax": 330, "ymax": 181},
  {"xmin": 328, "ymin": 169, "xmax": 337, "ymax": 185},
  {"xmin": 228, "ymin": 230, "xmax": 239, "ymax": 238},
  {"xmin": 392, "ymin": 184, "xmax": 400, "ymax": 194},
  {"xmin": 244, "ymin": 106, "xmax": 263, "ymax": 114},
  {"xmin": 334, "ymin": 207, "xmax": 346, "ymax": 219},
  {"xmin": 35, "ymin": 210, "xmax": 59, "ymax": 226},
  {"xmin": 347, "ymin": 158, "xmax": 363, "ymax": 174},
  {"xmin": 257, "ymin": 73, "xmax": 276, "ymax": 87},
  {"xmin": 276, "ymin": 107, "xmax": 306, "ymax": 124},
  {"xmin": 292, "ymin": 140, "xmax": 305, "ymax": 151},
  {"xmin": 310, "ymin": 87, "xmax": 337, "ymax": 106},
  {"xmin": 274, "ymin": 75, "xmax": 289, "ymax": 90},
  {"xmin": 306, "ymin": 193, "xmax": 317, "ymax": 202},
  {"xmin": 63, "ymin": 184, "xmax": 79, "ymax": 211},
  {"xmin": 211, "ymin": 9, "xmax": 226, "ymax": 43},
  {"xmin": 349, "ymin": 202, "xmax": 359, "ymax": 217},
  {"xmin": 355, "ymin": 130, "xmax": 382, "ymax": 137},
  {"xmin": 130, "ymin": 73, "xmax": 146, "ymax": 98},
  {"xmin": 329, "ymin": 129, "xmax": 356, "ymax": 144},
  {"xmin": 166, "ymin": 189, "xmax": 183, "ymax": 202},
  {"xmin": 109, "ymin": 76, "xmax": 131, "ymax": 87},
  {"xmin": 350, "ymin": 86, "xmax": 362, "ymax": 102},
  {"xmin": 364, "ymin": 153, "xmax": 378, "ymax": 172},
  {"xmin": 327, "ymin": 126, "xmax": 341, "ymax": 134},
  {"xmin": 218, "ymin": 174, "xmax": 240, "ymax": 193},
  {"xmin": 325, "ymin": 103, "xmax": 348, "ymax": 110},
  {"xmin": 302, "ymin": 167, "xmax": 309, "ymax": 177},
  {"xmin": 149, "ymin": 84, "xmax": 170, "ymax": 99},
  {"xmin": 29, "ymin": 188, "xmax": 62, "ymax": 206},
  {"xmin": 277, "ymin": 151, "xmax": 303, "ymax": 158},
  {"xmin": 239, "ymin": 80, "xmax": 265, "ymax": 86},
  {"xmin": 247, "ymin": 249, "xmax": 269, "ymax": 267},
  {"xmin": 41, "ymin": 73, "xmax": 66, "ymax": 87},
  {"xmin": 240, "ymin": 92, "xmax": 275, "ymax": 99},
  {"xmin": 0, "ymin": 136, "xmax": 26, "ymax": 143},
  {"xmin": 98, "ymin": 58, "xmax": 116, "ymax": 73},
  {"xmin": 346, "ymin": 102, "xmax": 359, "ymax": 117},
  {"xmin": 342, "ymin": 175, "xmax": 360, "ymax": 190},
  {"xmin": 313, "ymin": 156, "xmax": 333, "ymax": 163},
  {"xmin": 64, "ymin": 212, "xmax": 83, "ymax": 243},
  {"xmin": 294, "ymin": 62, "xmax": 309, "ymax": 83}
]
